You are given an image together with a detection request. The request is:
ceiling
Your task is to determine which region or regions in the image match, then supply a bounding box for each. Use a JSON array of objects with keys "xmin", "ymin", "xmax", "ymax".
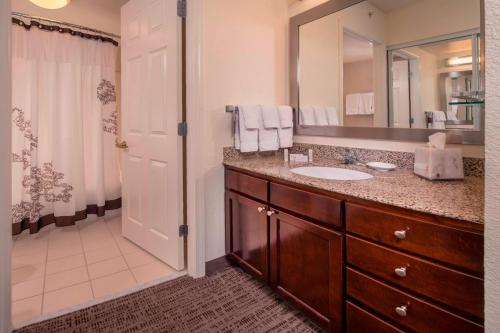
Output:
[
  {"xmin": 368, "ymin": 0, "xmax": 420, "ymax": 13},
  {"xmin": 77, "ymin": 0, "xmax": 129, "ymax": 11},
  {"xmin": 419, "ymin": 39, "xmax": 472, "ymax": 57},
  {"xmin": 343, "ymin": 33, "xmax": 373, "ymax": 63}
]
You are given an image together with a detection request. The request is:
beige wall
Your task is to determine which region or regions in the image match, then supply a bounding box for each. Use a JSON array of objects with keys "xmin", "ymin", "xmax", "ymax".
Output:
[
  {"xmin": 386, "ymin": 0, "xmax": 480, "ymax": 46},
  {"xmin": 343, "ymin": 59, "xmax": 374, "ymax": 127},
  {"xmin": 485, "ymin": 0, "xmax": 500, "ymax": 331},
  {"xmin": 201, "ymin": 0, "xmax": 288, "ymax": 261},
  {"xmin": 11, "ymin": 0, "xmax": 121, "ymax": 35}
]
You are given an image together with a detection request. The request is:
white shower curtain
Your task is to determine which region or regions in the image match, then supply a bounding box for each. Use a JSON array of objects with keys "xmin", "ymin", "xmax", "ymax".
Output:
[{"xmin": 11, "ymin": 23, "xmax": 121, "ymax": 235}]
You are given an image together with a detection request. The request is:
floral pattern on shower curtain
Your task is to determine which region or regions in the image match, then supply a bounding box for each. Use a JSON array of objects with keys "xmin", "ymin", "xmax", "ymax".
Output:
[{"xmin": 11, "ymin": 23, "xmax": 121, "ymax": 235}]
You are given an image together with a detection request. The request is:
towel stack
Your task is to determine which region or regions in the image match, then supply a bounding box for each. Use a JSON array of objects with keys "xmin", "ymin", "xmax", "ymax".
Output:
[
  {"xmin": 299, "ymin": 106, "xmax": 339, "ymax": 126},
  {"xmin": 346, "ymin": 93, "xmax": 374, "ymax": 115},
  {"xmin": 428, "ymin": 111, "xmax": 447, "ymax": 129},
  {"xmin": 235, "ymin": 105, "xmax": 294, "ymax": 153}
]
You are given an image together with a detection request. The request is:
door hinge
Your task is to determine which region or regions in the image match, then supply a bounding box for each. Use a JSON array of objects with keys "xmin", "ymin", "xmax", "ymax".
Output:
[
  {"xmin": 177, "ymin": 0, "xmax": 187, "ymax": 18},
  {"xmin": 179, "ymin": 224, "xmax": 188, "ymax": 237},
  {"xmin": 178, "ymin": 122, "xmax": 188, "ymax": 137}
]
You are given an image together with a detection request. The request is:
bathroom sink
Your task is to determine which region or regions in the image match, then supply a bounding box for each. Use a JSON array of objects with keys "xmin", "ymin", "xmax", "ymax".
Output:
[{"xmin": 290, "ymin": 166, "xmax": 373, "ymax": 181}]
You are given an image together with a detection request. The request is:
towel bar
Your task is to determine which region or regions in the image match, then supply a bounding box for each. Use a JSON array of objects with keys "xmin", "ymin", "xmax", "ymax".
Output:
[{"xmin": 226, "ymin": 105, "xmax": 238, "ymax": 113}]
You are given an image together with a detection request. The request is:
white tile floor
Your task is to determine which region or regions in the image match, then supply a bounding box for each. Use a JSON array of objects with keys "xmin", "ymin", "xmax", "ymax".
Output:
[{"xmin": 11, "ymin": 214, "xmax": 177, "ymax": 326}]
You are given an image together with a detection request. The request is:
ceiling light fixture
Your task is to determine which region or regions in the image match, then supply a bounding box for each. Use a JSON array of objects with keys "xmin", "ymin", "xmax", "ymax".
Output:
[
  {"xmin": 29, "ymin": 0, "xmax": 71, "ymax": 10},
  {"xmin": 446, "ymin": 56, "xmax": 473, "ymax": 67}
]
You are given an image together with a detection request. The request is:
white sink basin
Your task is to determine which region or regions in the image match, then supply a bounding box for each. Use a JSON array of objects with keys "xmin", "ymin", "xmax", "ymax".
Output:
[{"xmin": 290, "ymin": 166, "xmax": 373, "ymax": 181}]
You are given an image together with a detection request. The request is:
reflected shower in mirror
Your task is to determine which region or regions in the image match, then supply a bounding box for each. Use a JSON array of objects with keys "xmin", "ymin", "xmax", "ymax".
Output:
[{"xmin": 291, "ymin": 0, "xmax": 483, "ymax": 143}]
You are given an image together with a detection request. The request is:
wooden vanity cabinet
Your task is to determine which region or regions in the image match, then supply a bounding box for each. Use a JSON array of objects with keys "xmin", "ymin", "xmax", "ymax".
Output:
[
  {"xmin": 225, "ymin": 191, "xmax": 269, "ymax": 282},
  {"xmin": 225, "ymin": 168, "xmax": 344, "ymax": 332},
  {"xmin": 269, "ymin": 210, "xmax": 343, "ymax": 331},
  {"xmin": 345, "ymin": 202, "xmax": 484, "ymax": 332},
  {"xmin": 224, "ymin": 167, "xmax": 484, "ymax": 333}
]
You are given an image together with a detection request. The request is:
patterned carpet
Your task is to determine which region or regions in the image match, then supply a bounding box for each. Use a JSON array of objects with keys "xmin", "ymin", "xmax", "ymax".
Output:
[{"xmin": 15, "ymin": 267, "xmax": 325, "ymax": 333}]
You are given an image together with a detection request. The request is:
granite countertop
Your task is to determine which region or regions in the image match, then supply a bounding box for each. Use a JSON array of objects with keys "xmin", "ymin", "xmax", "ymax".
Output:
[{"xmin": 224, "ymin": 157, "xmax": 484, "ymax": 224}]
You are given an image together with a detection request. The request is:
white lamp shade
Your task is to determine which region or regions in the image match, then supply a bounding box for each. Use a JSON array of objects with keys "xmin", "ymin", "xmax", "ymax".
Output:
[{"xmin": 29, "ymin": 0, "xmax": 71, "ymax": 9}]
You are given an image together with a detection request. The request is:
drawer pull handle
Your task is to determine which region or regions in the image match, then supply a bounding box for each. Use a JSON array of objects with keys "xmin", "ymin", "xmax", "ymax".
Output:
[
  {"xmin": 395, "ymin": 267, "xmax": 407, "ymax": 277},
  {"xmin": 257, "ymin": 207, "xmax": 266, "ymax": 213},
  {"xmin": 394, "ymin": 229, "xmax": 408, "ymax": 240},
  {"xmin": 395, "ymin": 304, "xmax": 409, "ymax": 317},
  {"xmin": 267, "ymin": 210, "xmax": 277, "ymax": 217}
]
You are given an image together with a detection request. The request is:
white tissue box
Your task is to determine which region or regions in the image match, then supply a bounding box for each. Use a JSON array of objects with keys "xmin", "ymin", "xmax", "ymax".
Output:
[{"xmin": 414, "ymin": 147, "xmax": 464, "ymax": 180}]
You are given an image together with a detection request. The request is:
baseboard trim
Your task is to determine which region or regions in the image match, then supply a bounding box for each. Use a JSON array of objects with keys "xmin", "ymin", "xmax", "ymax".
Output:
[{"xmin": 205, "ymin": 255, "xmax": 234, "ymax": 276}]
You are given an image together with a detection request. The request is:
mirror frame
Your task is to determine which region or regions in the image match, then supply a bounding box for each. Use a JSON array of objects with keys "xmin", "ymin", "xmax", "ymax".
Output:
[{"xmin": 290, "ymin": 0, "xmax": 485, "ymax": 144}]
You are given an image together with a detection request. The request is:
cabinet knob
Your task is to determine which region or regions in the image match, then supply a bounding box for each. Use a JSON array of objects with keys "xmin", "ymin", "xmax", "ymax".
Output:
[
  {"xmin": 394, "ymin": 229, "xmax": 408, "ymax": 240},
  {"xmin": 395, "ymin": 266, "xmax": 407, "ymax": 277},
  {"xmin": 267, "ymin": 210, "xmax": 277, "ymax": 217},
  {"xmin": 257, "ymin": 207, "xmax": 266, "ymax": 213},
  {"xmin": 395, "ymin": 304, "xmax": 409, "ymax": 317}
]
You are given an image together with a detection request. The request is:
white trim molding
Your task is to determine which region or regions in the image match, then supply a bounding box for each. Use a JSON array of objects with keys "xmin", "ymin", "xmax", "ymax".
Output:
[
  {"xmin": 0, "ymin": 0, "xmax": 12, "ymax": 331},
  {"xmin": 186, "ymin": 0, "xmax": 206, "ymax": 278}
]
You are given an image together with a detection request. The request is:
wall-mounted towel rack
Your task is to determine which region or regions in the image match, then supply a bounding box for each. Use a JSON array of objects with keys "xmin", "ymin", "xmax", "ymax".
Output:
[
  {"xmin": 226, "ymin": 105, "xmax": 296, "ymax": 113},
  {"xmin": 226, "ymin": 105, "xmax": 238, "ymax": 113}
]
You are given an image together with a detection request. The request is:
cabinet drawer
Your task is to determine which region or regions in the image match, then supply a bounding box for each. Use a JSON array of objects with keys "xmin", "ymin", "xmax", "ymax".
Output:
[
  {"xmin": 346, "ymin": 203, "xmax": 483, "ymax": 274},
  {"xmin": 347, "ymin": 268, "xmax": 483, "ymax": 333},
  {"xmin": 225, "ymin": 169, "xmax": 268, "ymax": 201},
  {"xmin": 346, "ymin": 302, "xmax": 404, "ymax": 333},
  {"xmin": 347, "ymin": 236, "xmax": 483, "ymax": 319},
  {"xmin": 270, "ymin": 183, "xmax": 342, "ymax": 227}
]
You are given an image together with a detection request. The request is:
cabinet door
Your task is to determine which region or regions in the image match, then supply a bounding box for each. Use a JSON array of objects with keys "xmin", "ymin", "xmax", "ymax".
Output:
[
  {"xmin": 225, "ymin": 191, "xmax": 269, "ymax": 282},
  {"xmin": 270, "ymin": 210, "xmax": 343, "ymax": 332}
]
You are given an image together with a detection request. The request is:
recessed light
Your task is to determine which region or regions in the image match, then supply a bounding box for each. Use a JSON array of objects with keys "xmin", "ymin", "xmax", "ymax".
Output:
[
  {"xmin": 446, "ymin": 56, "xmax": 473, "ymax": 67},
  {"xmin": 29, "ymin": 0, "xmax": 71, "ymax": 10}
]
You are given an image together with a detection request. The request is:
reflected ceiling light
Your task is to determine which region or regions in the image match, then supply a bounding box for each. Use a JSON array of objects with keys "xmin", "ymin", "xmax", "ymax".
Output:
[
  {"xmin": 29, "ymin": 0, "xmax": 71, "ymax": 9},
  {"xmin": 447, "ymin": 56, "xmax": 473, "ymax": 67}
]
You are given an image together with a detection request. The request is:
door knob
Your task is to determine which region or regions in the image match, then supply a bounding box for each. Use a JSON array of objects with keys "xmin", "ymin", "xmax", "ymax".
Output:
[
  {"xmin": 257, "ymin": 207, "xmax": 266, "ymax": 213},
  {"xmin": 115, "ymin": 139, "xmax": 129, "ymax": 150},
  {"xmin": 395, "ymin": 266, "xmax": 408, "ymax": 277},
  {"xmin": 394, "ymin": 229, "xmax": 408, "ymax": 240},
  {"xmin": 395, "ymin": 303, "xmax": 410, "ymax": 317},
  {"xmin": 267, "ymin": 210, "xmax": 277, "ymax": 217}
]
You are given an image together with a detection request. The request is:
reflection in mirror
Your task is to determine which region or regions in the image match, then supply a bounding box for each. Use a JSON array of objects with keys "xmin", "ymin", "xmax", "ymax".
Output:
[
  {"xmin": 293, "ymin": 0, "xmax": 483, "ymax": 142},
  {"xmin": 389, "ymin": 35, "xmax": 481, "ymax": 130}
]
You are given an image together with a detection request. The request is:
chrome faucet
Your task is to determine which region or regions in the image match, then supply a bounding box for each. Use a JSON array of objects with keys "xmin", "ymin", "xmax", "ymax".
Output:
[{"xmin": 343, "ymin": 149, "xmax": 357, "ymax": 165}]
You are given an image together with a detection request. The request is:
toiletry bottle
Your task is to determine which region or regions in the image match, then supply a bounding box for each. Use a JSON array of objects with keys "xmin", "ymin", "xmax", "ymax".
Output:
[
  {"xmin": 284, "ymin": 149, "xmax": 289, "ymax": 162},
  {"xmin": 308, "ymin": 149, "xmax": 313, "ymax": 163}
]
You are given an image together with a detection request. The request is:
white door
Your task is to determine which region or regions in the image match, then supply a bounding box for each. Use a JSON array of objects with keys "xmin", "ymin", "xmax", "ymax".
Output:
[
  {"xmin": 392, "ymin": 60, "xmax": 411, "ymax": 128},
  {"xmin": 121, "ymin": 0, "xmax": 184, "ymax": 270}
]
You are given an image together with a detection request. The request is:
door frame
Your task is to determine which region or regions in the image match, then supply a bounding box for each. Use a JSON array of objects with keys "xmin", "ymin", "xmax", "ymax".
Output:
[
  {"xmin": 185, "ymin": 0, "xmax": 206, "ymax": 278},
  {"xmin": 0, "ymin": 1, "xmax": 206, "ymax": 330}
]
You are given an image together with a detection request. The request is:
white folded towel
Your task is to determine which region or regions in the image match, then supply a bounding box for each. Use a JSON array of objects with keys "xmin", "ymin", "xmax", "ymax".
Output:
[
  {"xmin": 429, "ymin": 111, "xmax": 447, "ymax": 129},
  {"xmin": 432, "ymin": 111, "xmax": 447, "ymax": 121},
  {"xmin": 314, "ymin": 106, "xmax": 329, "ymax": 126},
  {"xmin": 300, "ymin": 106, "xmax": 316, "ymax": 125},
  {"xmin": 235, "ymin": 106, "xmax": 259, "ymax": 152},
  {"xmin": 325, "ymin": 106, "xmax": 339, "ymax": 126},
  {"xmin": 276, "ymin": 106, "xmax": 294, "ymax": 148},
  {"xmin": 346, "ymin": 93, "xmax": 362, "ymax": 115},
  {"xmin": 360, "ymin": 93, "xmax": 374, "ymax": 115},
  {"xmin": 278, "ymin": 105, "xmax": 293, "ymax": 128},
  {"xmin": 262, "ymin": 105, "xmax": 280, "ymax": 128},
  {"xmin": 239, "ymin": 104, "xmax": 260, "ymax": 129},
  {"xmin": 258, "ymin": 106, "xmax": 279, "ymax": 151}
]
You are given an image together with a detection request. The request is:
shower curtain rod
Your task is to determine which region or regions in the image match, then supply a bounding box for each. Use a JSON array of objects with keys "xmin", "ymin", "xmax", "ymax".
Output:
[{"xmin": 12, "ymin": 12, "xmax": 121, "ymax": 39}]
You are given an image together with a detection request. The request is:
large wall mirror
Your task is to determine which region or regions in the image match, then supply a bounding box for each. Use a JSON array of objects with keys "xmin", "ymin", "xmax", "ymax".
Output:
[{"xmin": 290, "ymin": 0, "xmax": 484, "ymax": 144}]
